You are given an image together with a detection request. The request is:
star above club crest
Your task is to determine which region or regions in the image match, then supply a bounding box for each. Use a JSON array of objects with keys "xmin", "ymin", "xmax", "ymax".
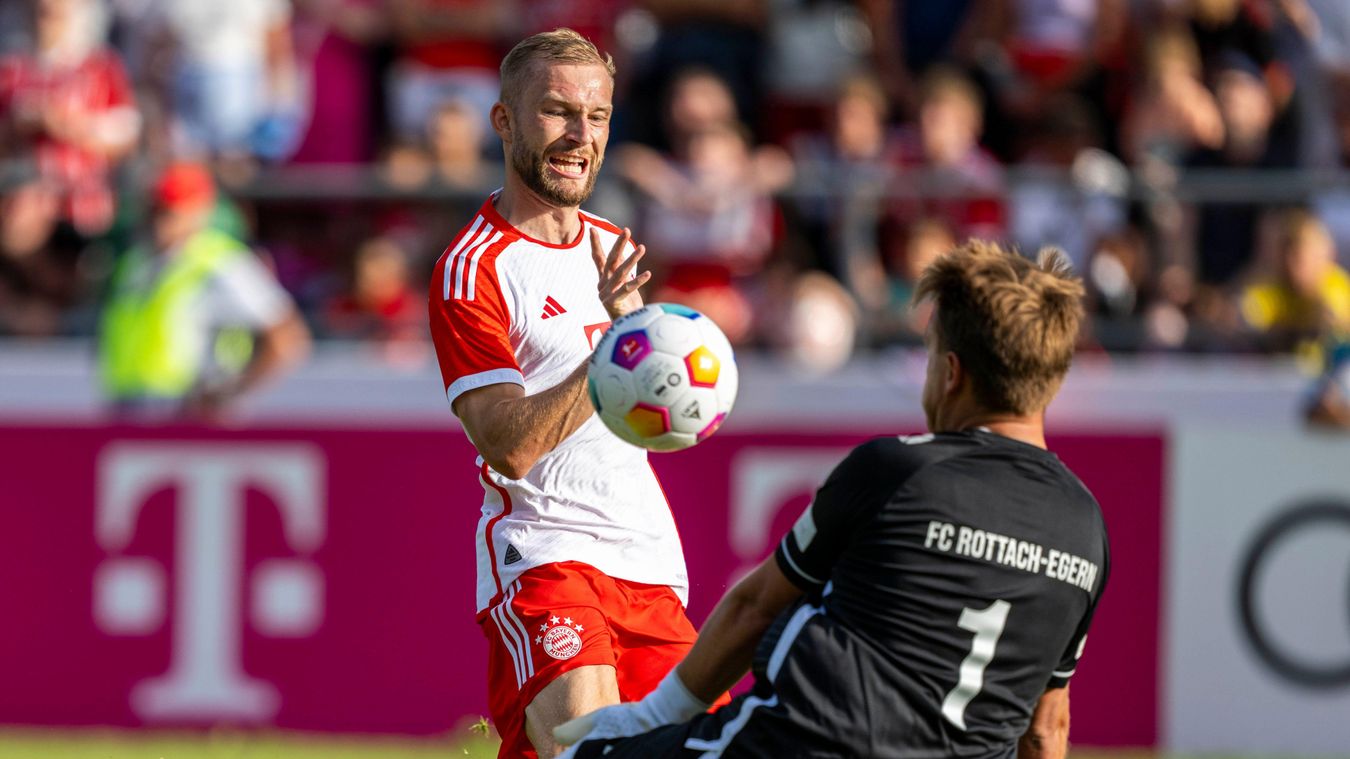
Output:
[
  {"xmin": 550, "ymin": 615, "xmax": 561, "ymax": 625},
  {"xmin": 563, "ymin": 617, "xmax": 573, "ymax": 625},
  {"xmin": 575, "ymin": 624, "xmax": 584, "ymax": 632},
  {"xmin": 535, "ymin": 636, "xmax": 542, "ymax": 644},
  {"xmin": 540, "ymin": 623, "xmax": 548, "ymax": 632}
]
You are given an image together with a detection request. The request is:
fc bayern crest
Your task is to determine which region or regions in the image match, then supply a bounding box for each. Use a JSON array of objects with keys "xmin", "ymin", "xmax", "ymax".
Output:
[{"xmin": 536, "ymin": 614, "xmax": 585, "ymax": 660}]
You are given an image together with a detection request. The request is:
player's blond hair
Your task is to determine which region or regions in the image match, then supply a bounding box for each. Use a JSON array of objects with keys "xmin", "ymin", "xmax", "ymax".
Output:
[
  {"xmin": 499, "ymin": 28, "xmax": 615, "ymax": 108},
  {"xmin": 915, "ymin": 240, "xmax": 1084, "ymax": 415}
]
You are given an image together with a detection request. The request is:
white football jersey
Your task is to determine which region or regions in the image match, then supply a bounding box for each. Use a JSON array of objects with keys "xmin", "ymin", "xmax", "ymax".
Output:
[{"xmin": 429, "ymin": 194, "xmax": 689, "ymax": 612}]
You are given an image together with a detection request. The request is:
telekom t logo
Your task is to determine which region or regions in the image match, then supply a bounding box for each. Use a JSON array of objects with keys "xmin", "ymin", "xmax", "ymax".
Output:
[{"xmin": 94, "ymin": 443, "xmax": 326, "ymax": 722}]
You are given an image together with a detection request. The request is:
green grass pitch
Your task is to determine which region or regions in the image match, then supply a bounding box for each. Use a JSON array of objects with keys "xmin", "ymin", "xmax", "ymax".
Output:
[{"xmin": 0, "ymin": 728, "xmax": 1293, "ymax": 759}]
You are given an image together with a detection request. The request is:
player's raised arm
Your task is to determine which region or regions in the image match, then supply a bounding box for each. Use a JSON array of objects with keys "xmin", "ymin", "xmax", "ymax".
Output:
[
  {"xmin": 450, "ymin": 229, "xmax": 649, "ymax": 480},
  {"xmin": 453, "ymin": 374, "xmax": 591, "ymax": 480},
  {"xmin": 672, "ymin": 554, "xmax": 803, "ymax": 702}
]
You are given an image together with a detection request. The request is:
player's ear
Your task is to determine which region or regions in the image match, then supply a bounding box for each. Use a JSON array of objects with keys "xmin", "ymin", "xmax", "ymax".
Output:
[
  {"xmin": 490, "ymin": 101, "xmax": 512, "ymax": 142},
  {"xmin": 943, "ymin": 351, "xmax": 963, "ymax": 397}
]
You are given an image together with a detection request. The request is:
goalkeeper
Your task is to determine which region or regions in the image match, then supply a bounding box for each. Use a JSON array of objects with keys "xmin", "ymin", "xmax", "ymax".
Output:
[{"xmin": 557, "ymin": 241, "xmax": 1110, "ymax": 759}]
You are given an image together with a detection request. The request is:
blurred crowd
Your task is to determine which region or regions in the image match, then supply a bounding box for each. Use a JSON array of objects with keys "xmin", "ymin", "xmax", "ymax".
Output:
[{"xmin": 9, "ymin": 0, "xmax": 1350, "ymax": 381}]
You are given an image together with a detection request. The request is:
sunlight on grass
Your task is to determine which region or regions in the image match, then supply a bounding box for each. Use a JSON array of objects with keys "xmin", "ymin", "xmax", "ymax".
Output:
[
  {"xmin": 0, "ymin": 729, "xmax": 1317, "ymax": 759},
  {"xmin": 0, "ymin": 726, "xmax": 500, "ymax": 759}
]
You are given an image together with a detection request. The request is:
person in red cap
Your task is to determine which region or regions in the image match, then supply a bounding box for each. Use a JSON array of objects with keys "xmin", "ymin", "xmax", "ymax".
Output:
[{"xmin": 97, "ymin": 162, "xmax": 310, "ymax": 421}]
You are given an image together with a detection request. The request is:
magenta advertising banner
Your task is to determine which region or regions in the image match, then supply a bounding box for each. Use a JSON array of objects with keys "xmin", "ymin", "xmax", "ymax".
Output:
[{"xmin": 0, "ymin": 424, "xmax": 1161, "ymax": 745}]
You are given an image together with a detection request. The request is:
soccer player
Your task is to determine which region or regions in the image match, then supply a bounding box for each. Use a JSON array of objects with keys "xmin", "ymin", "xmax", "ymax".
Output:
[
  {"xmin": 556, "ymin": 241, "xmax": 1110, "ymax": 759},
  {"xmin": 427, "ymin": 29, "xmax": 700, "ymax": 759}
]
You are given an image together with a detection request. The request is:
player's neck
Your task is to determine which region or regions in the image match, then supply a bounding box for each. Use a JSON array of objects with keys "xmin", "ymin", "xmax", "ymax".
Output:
[
  {"xmin": 494, "ymin": 179, "xmax": 582, "ymax": 245},
  {"xmin": 940, "ymin": 405, "xmax": 1048, "ymax": 449},
  {"xmin": 970, "ymin": 418, "xmax": 1047, "ymax": 450}
]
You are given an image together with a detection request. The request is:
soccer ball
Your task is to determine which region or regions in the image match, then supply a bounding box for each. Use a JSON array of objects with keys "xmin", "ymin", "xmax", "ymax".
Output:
[{"xmin": 587, "ymin": 303, "xmax": 738, "ymax": 451}]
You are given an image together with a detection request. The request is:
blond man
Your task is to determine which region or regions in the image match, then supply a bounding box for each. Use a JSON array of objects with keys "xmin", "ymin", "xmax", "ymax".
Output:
[
  {"xmin": 427, "ymin": 29, "xmax": 708, "ymax": 758},
  {"xmin": 557, "ymin": 242, "xmax": 1110, "ymax": 759}
]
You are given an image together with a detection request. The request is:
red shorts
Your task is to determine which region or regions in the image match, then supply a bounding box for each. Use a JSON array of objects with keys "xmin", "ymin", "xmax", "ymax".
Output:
[{"xmin": 477, "ymin": 561, "xmax": 701, "ymax": 759}]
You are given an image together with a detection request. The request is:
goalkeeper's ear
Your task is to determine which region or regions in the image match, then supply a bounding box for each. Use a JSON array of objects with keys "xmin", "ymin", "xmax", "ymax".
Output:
[{"xmin": 553, "ymin": 711, "xmax": 597, "ymax": 746}]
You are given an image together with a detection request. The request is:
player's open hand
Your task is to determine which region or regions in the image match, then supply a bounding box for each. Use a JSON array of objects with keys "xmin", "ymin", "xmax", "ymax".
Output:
[{"xmin": 593, "ymin": 228, "xmax": 651, "ymax": 320}]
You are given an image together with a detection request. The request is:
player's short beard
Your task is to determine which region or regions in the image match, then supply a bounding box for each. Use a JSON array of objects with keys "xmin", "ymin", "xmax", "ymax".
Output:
[{"xmin": 511, "ymin": 140, "xmax": 602, "ymax": 208}]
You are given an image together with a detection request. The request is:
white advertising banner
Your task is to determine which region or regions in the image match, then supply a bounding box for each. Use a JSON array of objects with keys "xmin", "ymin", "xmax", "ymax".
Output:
[{"xmin": 1169, "ymin": 428, "xmax": 1350, "ymax": 755}]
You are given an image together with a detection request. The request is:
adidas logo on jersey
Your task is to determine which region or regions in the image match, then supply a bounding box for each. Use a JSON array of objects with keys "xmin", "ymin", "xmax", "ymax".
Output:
[{"xmin": 540, "ymin": 296, "xmax": 567, "ymax": 319}]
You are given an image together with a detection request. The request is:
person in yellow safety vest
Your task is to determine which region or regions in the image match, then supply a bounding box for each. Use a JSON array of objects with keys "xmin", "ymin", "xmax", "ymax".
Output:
[{"xmin": 99, "ymin": 161, "xmax": 310, "ymax": 421}]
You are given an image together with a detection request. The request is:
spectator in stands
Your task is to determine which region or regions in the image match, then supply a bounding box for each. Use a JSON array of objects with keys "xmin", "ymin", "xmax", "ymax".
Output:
[
  {"xmin": 621, "ymin": 119, "xmax": 792, "ymax": 346},
  {"xmin": 1172, "ymin": 0, "xmax": 1281, "ymax": 78},
  {"xmin": 966, "ymin": 0, "xmax": 1129, "ymax": 160},
  {"xmin": 1120, "ymin": 26, "xmax": 1225, "ymax": 168},
  {"xmin": 1010, "ymin": 92, "xmax": 1128, "ymax": 272},
  {"xmin": 790, "ymin": 73, "xmax": 898, "ymax": 318},
  {"xmin": 0, "ymin": 0, "xmax": 140, "ymax": 241},
  {"xmin": 321, "ymin": 233, "xmax": 424, "ymax": 357},
  {"xmin": 1241, "ymin": 207, "xmax": 1350, "ymax": 354},
  {"xmin": 887, "ymin": 66, "xmax": 1006, "ymax": 244},
  {"xmin": 760, "ymin": 269, "xmax": 858, "ymax": 376},
  {"xmin": 146, "ymin": 0, "xmax": 299, "ymax": 163},
  {"xmin": 1082, "ymin": 226, "xmax": 1169, "ymax": 351},
  {"xmin": 654, "ymin": 66, "xmax": 739, "ymax": 152},
  {"xmin": 385, "ymin": 0, "xmax": 511, "ymax": 150},
  {"xmin": 1167, "ymin": 0, "xmax": 1341, "ymax": 164},
  {"xmin": 425, "ymin": 98, "xmax": 490, "ymax": 188},
  {"xmin": 98, "ymin": 162, "xmax": 310, "ymax": 421},
  {"xmin": 759, "ymin": 0, "xmax": 871, "ymax": 146},
  {"xmin": 873, "ymin": 217, "xmax": 955, "ymax": 346},
  {"xmin": 622, "ymin": 0, "xmax": 767, "ymax": 147},
  {"xmin": 376, "ymin": 96, "xmax": 492, "ymax": 188},
  {"xmin": 0, "ymin": 184, "xmax": 64, "ymax": 334},
  {"xmin": 859, "ymin": 0, "xmax": 981, "ymax": 117},
  {"xmin": 1187, "ymin": 51, "xmax": 1294, "ymax": 288}
]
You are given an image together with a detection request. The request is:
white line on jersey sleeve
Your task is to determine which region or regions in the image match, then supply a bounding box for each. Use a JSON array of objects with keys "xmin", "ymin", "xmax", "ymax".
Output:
[
  {"xmin": 443, "ymin": 216, "xmax": 486, "ymax": 300},
  {"xmin": 446, "ymin": 368, "xmax": 527, "ymax": 410},
  {"xmin": 464, "ymin": 231, "xmax": 503, "ymax": 302}
]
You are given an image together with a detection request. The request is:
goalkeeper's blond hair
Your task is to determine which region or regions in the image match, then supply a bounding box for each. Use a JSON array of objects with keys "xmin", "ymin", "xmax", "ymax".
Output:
[{"xmin": 915, "ymin": 240, "xmax": 1084, "ymax": 415}]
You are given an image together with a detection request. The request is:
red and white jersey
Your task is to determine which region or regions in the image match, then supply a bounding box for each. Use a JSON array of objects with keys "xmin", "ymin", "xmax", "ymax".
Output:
[{"xmin": 429, "ymin": 194, "xmax": 688, "ymax": 612}]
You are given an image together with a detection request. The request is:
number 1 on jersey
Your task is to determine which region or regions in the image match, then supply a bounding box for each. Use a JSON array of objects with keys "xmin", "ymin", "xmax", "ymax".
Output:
[{"xmin": 941, "ymin": 600, "xmax": 1011, "ymax": 731}]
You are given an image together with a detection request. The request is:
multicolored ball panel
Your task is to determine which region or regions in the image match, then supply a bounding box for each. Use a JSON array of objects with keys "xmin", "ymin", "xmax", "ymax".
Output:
[
  {"xmin": 611, "ymin": 330, "xmax": 652, "ymax": 371},
  {"xmin": 625, "ymin": 403, "xmax": 671, "ymax": 437},
  {"xmin": 685, "ymin": 346, "xmax": 720, "ymax": 388}
]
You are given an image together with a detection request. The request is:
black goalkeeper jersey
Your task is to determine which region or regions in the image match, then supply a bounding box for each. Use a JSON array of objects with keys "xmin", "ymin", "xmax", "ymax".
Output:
[{"xmin": 756, "ymin": 430, "xmax": 1110, "ymax": 758}]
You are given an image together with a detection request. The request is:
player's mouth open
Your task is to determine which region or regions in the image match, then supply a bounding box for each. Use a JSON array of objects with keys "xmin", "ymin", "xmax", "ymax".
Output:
[{"xmin": 548, "ymin": 155, "xmax": 588, "ymax": 177}]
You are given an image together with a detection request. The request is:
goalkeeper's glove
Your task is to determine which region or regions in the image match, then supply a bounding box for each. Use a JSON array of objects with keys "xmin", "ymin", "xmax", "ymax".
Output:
[{"xmin": 553, "ymin": 668, "xmax": 709, "ymax": 753}]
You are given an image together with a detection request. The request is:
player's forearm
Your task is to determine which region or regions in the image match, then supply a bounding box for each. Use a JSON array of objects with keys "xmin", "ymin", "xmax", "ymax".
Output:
[
  {"xmin": 675, "ymin": 561, "xmax": 800, "ymax": 703},
  {"xmin": 474, "ymin": 364, "xmax": 593, "ymax": 479},
  {"xmin": 1019, "ymin": 687, "xmax": 1070, "ymax": 759},
  {"xmin": 1017, "ymin": 727, "xmax": 1068, "ymax": 759}
]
